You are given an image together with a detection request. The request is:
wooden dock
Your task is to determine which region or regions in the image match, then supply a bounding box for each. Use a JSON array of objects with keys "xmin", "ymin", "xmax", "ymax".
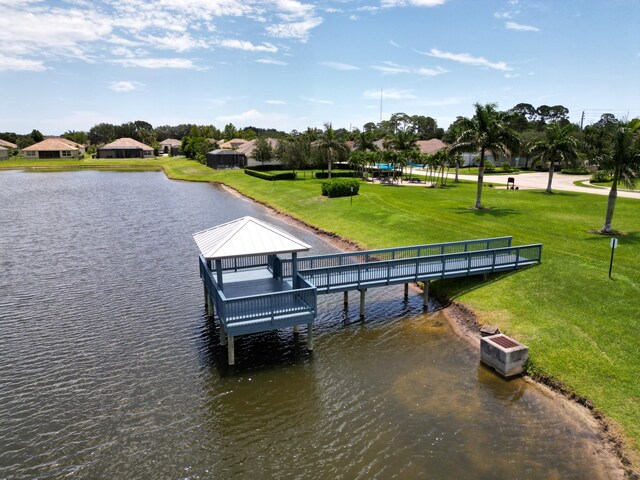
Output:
[{"xmin": 194, "ymin": 219, "xmax": 542, "ymax": 365}]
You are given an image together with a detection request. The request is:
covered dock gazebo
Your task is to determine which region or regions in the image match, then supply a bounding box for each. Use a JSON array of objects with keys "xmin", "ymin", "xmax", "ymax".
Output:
[{"xmin": 193, "ymin": 216, "xmax": 317, "ymax": 365}]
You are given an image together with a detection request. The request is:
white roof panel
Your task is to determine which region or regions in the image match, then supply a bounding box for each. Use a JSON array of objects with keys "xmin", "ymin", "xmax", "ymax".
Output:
[{"xmin": 193, "ymin": 216, "xmax": 311, "ymax": 259}]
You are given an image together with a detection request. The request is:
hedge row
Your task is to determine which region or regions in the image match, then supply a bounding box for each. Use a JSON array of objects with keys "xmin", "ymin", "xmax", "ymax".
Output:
[
  {"xmin": 244, "ymin": 169, "xmax": 296, "ymax": 180},
  {"xmin": 321, "ymin": 178, "xmax": 360, "ymax": 197},
  {"xmin": 315, "ymin": 171, "xmax": 359, "ymax": 179}
]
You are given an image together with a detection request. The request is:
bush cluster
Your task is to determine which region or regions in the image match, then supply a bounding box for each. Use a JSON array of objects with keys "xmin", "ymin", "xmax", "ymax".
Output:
[
  {"xmin": 484, "ymin": 160, "xmax": 495, "ymax": 172},
  {"xmin": 561, "ymin": 167, "xmax": 590, "ymax": 175},
  {"xmin": 591, "ymin": 170, "xmax": 612, "ymax": 183},
  {"xmin": 321, "ymin": 178, "xmax": 360, "ymax": 197},
  {"xmin": 315, "ymin": 171, "xmax": 358, "ymax": 179},
  {"xmin": 501, "ymin": 162, "xmax": 513, "ymax": 172},
  {"xmin": 245, "ymin": 168, "xmax": 296, "ymax": 180}
]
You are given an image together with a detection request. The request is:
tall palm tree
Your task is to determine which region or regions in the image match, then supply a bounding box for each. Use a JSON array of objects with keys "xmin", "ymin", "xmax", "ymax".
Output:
[
  {"xmin": 595, "ymin": 119, "xmax": 640, "ymax": 234},
  {"xmin": 317, "ymin": 122, "xmax": 348, "ymax": 179},
  {"xmin": 529, "ymin": 122, "xmax": 579, "ymax": 193},
  {"xmin": 451, "ymin": 103, "xmax": 520, "ymax": 209},
  {"xmin": 354, "ymin": 130, "xmax": 378, "ymax": 152}
]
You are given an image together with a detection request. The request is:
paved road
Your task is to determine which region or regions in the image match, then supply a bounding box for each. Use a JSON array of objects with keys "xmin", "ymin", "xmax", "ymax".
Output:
[{"xmin": 452, "ymin": 171, "xmax": 640, "ymax": 199}]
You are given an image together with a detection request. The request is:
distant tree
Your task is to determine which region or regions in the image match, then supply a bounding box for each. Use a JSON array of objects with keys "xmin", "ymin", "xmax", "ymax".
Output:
[
  {"xmin": 88, "ymin": 123, "xmax": 117, "ymax": 145},
  {"xmin": 62, "ymin": 130, "xmax": 88, "ymax": 145},
  {"xmin": 253, "ymin": 137, "xmax": 274, "ymax": 165},
  {"xmin": 384, "ymin": 126, "xmax": 418, "ymax": 152},
  {"xmin": 451, "ymin": 103, "xmax": 520, "ymax": 209},
  {"xmin": 316, "ymin": 123, "xmax": 348, "ymax": 179},
  {"xmin": 30, "ymin": 129, "xmax": 44, "ymax": 143},
  {"xmin": 529, "ymin": 122, "xmax": 579, "ymax": 193},
  {"xmin": 223, "ymin": 123, "xmax": 237, "ymax": 140},
  {"xmin": 277, "ymin": 136, "xmax": 310, "ymax": 175},
  {"xmin": 16, "ymin": 135, "xmax": 35, "ymax": 149},
  {"xmin": 354, "ymin": 130, "xmax": 378, "ymax": 152},
  {"xmin": 594, "ymin": 119, "xmax": 640, "ymax": 234}
]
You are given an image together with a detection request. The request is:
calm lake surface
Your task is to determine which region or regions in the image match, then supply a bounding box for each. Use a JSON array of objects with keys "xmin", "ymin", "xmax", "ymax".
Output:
[{"xmin": 0, "ymin": 170, "xmax": 614, "ymax": 479}]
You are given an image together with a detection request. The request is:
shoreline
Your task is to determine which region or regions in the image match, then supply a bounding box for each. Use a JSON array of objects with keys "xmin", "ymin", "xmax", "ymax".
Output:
[{"xmin": 218, "ymin": 181, "xmax": 639, "ymax": 479}]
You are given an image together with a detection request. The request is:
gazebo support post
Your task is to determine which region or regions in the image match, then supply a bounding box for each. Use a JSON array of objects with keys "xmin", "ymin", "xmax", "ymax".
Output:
[
  {"xmin": 206, "ymin": 291, "xmax": 214, "ymax": 318},
  {"xmin": 404, "ymin": 283, "xmax": 409, "ymax": 301},
  {"xmin": 307, "ymin": 323, "xmax": 313, "ymax": 350},
  {"xmin": 343, "ymin": 291, "xmax": 349, "ymax": 308},
  {"xmin": 359, "ymin": 289, "xmax": 366, "ymax": 320},
  {"xmin": 220, "ymin": 328, "xmax": 227, "ymax": 346},
  {"xmin": 227, "ymin": 336, "xmax": 235, "ymax": 365},
  {"xmin": 215, "ymin": 259, "xmax": 223, "ymax": 288},
  {"xmin": 291, "ymin": 252, "xmax": 298, "ymax": 287}
]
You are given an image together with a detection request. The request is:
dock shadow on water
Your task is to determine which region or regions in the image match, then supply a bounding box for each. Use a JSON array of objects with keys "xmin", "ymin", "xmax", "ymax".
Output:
[{"xmin": 0, "ymin": 171, "xmax": 620, "ymax": 479}]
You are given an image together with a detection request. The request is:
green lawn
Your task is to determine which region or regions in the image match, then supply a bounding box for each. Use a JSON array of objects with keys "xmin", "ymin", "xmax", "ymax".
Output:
[{"xmin": 5, "ymin": 158, "xmax": 640, "ymax": 464}]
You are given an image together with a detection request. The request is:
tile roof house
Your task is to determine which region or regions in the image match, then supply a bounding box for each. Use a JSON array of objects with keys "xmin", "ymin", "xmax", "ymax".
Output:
[
  {"xmin": 159, "ymin": 138, "xmax": 181, "ymax": 155},
  {"xmin": 0, "ymin": 139, "xmax": 18, "ymax": 149},
  {"xmin": 0, "ymin": 146, "xmax": 8, "ymax": 160},
  {"xmin": 416, "ymin": 139, "xmax": 448, "ymax": 155},
  {"xmin": 218, "ymin": 138, "xmax": 249, "ymax": 149},
  {"xmin": 97, "ymin": 138, "xmax": 154, "ymax": 159},
  {"xmin": 21, "ymin": 138, "xmax": 85, "ymax": 159},
  {"xmin": 235, "ymin": 138, "xmax": 280, "ymax": 167}
]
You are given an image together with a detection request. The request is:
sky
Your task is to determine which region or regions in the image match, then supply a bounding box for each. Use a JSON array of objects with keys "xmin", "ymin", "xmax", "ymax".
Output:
[{"xmin": 1, "ymin": 0, "xmax": 639, "ymax": 135}]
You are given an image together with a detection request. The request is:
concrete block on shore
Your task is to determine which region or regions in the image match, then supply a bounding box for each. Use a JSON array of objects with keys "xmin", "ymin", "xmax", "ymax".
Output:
[{"xmin": 481, "ymin": 334, "xmax": 529, "ymax": 377}]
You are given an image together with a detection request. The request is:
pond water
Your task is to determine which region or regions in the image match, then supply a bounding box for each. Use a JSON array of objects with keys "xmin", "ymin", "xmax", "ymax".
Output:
[{"xmin": 0, "ymin": 170, "xmax": 615, "ymax": 479}]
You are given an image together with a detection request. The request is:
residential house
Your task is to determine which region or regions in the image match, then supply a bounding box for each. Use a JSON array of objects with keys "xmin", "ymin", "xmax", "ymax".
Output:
[
  {"xmin": 218, "ymin": 138, "xmax": 249, "ymax": 149},
  {"xmin": 205, "ymin": 149, "xmax": 247, "ymax": 169},
  {"xmin": 0, "ymin": 139, "xmax": 18, "ymax": 150},
  {"xmin": 159, "ymin": 138, "xmax": 181, "ymax": 155},
  {"xmin": 21, "ymin": 137, "xmax": 85, "ymax": 159},
  {"xmin": 236, "ymin": 138, "xmax": 280, "ymax": 167},
  {"xmin": 0, "ymin": 146, "xmax": 8, "ymax": 160},
  {"xmin": 97, "ymin": 138, "xmax": 154, "ymax": 159}
]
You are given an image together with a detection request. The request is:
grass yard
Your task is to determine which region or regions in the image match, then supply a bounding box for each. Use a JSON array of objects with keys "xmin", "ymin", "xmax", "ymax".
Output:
[{"xmin": 4, "ymin": 157, "xmax": 640, "ymax": 464}]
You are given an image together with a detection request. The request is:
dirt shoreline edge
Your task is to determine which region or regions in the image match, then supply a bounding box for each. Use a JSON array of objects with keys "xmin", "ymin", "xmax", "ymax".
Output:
[{"xmin": 217, "ymin": 182, "xmax": 638, "ymax": 479}]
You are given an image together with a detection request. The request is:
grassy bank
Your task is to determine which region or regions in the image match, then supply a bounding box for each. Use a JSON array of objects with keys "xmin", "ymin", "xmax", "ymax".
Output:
[
  {"xmin": 5, "ymin": 158, "xmax": 639, "ymax": 463},
  {"xmin": 211, "ymin": 167, "xmax": 640, "ymax": 463}
]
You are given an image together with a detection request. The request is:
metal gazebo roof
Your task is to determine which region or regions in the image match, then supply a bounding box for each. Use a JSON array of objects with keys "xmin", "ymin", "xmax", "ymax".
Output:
[{"xmin": 193, "ymin": 216, "xmax": 311, "ymax": 260}]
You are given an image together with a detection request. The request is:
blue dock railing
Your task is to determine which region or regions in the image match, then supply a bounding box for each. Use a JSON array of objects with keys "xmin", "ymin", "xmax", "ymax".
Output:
[{"xmin": 277, "ymin": 236, "xmax": 513, "ymax": 276}]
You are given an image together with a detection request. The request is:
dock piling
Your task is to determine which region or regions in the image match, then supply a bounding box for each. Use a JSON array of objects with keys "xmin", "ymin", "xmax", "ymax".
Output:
[
  {"xmin": 206, "ymin": 291, "xmax": 214, "ymax": 318},
  {"xmin": 404, "ymin": 283, "xmax": 409, "ymax": 301},
  {"xmin": 423, "ymin": 281, "xmax": 430, "ymax": 310},
  {"xmin": 227, "ymin": 336, "xmax": 235, "ymax": 365},
  {"xmin": 359, "ymin": 289, "xmax": 366, "ymax": 319},
  {"xmin": 220, "ymin": 329, "xmax": 227, "ymax": 346},
  {"xmin": 343, "ymin": 291, "xmax": 349, "ymax": 308},
  {"xmin": 307, "ymin": 323, "xmax": 314, "ymax": 350}
]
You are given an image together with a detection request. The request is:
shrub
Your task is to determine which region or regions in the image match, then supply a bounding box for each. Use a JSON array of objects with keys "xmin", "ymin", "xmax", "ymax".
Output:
[
  {"xmin": 501, "ymin": 162, "xmax": 513, "ymax": 172},
  {"xmin": 245, "ymin": 168, "xmax": 296, "ymax": 180},
  {"xmin": 591, "ymin": 170, "xmax": 612, "ymax": 183},
  {"xmin": 321, "ymin": 178, "xmax": 360, "ymax": 197},
  {"xmin": 315, "ymin": 171, "xmax": 358, "ymax": 179},
  {"xmin": 560, "ymin": 167, "xmax": 590, "ymax": 175},
  {"xmin": 484, "ymin": 160, "xmax": 495, "ymax": 172}
]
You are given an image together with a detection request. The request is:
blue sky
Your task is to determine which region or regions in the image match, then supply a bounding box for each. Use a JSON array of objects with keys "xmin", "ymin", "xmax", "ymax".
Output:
[{"xmin": 1, "ymin": 0, "xmax": 639, "ymax": 135}]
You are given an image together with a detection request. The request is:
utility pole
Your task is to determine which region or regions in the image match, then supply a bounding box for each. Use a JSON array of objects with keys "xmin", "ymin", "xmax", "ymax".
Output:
[{"xmin": 580, "ymin": 110, "xmax": 585, "ymax": 130}]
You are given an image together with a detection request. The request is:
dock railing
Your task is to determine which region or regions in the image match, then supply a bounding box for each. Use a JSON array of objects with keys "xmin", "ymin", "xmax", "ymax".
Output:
[
  {"xmin": 199, "ymin": 256, "xmax": 317, "ymax": 334},
  {"xmin": 298, "ymin": 244, "xmax": 542, "ymax": 293},
  {"xmin": 277, "ymin": 236, "xmax": 513, "ymax": 277}
]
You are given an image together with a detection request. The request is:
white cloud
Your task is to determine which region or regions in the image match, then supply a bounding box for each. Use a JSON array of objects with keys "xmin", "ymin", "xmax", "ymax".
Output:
[
  {"xmin": 494, "ymin": 11, "xmax": 513, "ymax": 19},
  {"xmin": 109, "ymin": 80, "xmax": 143, "ymax": 92},
  {"xmin": 416, "ymin": 66, "xmax": 448, "ymax": 76},
  {"xmin": 219, "ymin": 39, "xmax": 278, "ymax": 52},
  {"xmin": 138, "ymin": 33, "xmax": 208, "ymax": 52},
  {"xmin": 363, "ymin": 88, "xmax": 417, "ymax": 100},
  {"xmin": 504, "ymin": 73, "xmax": 520, "ymax": 78},
  {"xmin": 390, "ymin": 40, "xmax": 400, "ymax": 48},
  {"xmin": 266, "ymin": 99, "xmax": 286, "ymax": 104},
  {"xmin": 420, "ymin": 48, "xmax": 511, "ymax": 71},
  {"xmin": 111, "ymin": 57, "xmax": 202, "ymax": 69},
  {"xmin": 0, "ymin": 53, "xmax": 46, "ymax": 71},
  {"xmin": 381, "ymin": 0, "xmax": 446, "ymax": 8},
  {"xmin": 256, "ymin": 58, "xmax": 288, "ymax": 65},
  {"xmin": 505, "ymin": 21, "xmax": 540, "ymax": 32},
  {"xmin": 266, "ymin": 17, "xmax": 323, "ymax": 42},
  {"xmin": 372, "ymin": 61, "xmax": 411, "ymax": 74},
  {"xmin": 302, "ymin": 96, "xmax": 333, "ymax": 104},
  {"xmin": 321, "ymin": 61, "xmax": 360, "ymax": 71}
]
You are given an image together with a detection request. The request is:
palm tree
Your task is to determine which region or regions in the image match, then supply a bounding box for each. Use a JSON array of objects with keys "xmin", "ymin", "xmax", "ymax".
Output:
[
  {"xmin": 529, "ymin": 123, "xmax": 579, "ymax": 193},
  {"xmin": 354, "ymin": 130, "xmax": 378, "ymax": 152},
  {"xmin": 595, "ymin": 119, "xmax": 640, "ymax": 234},
  {"xmin": 451, "ymin": 103, "xmax": 520, "ymax": 209},
  {"xmin": 317, "ymin": 122, "xmax": 348, "ymax": 179}
]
